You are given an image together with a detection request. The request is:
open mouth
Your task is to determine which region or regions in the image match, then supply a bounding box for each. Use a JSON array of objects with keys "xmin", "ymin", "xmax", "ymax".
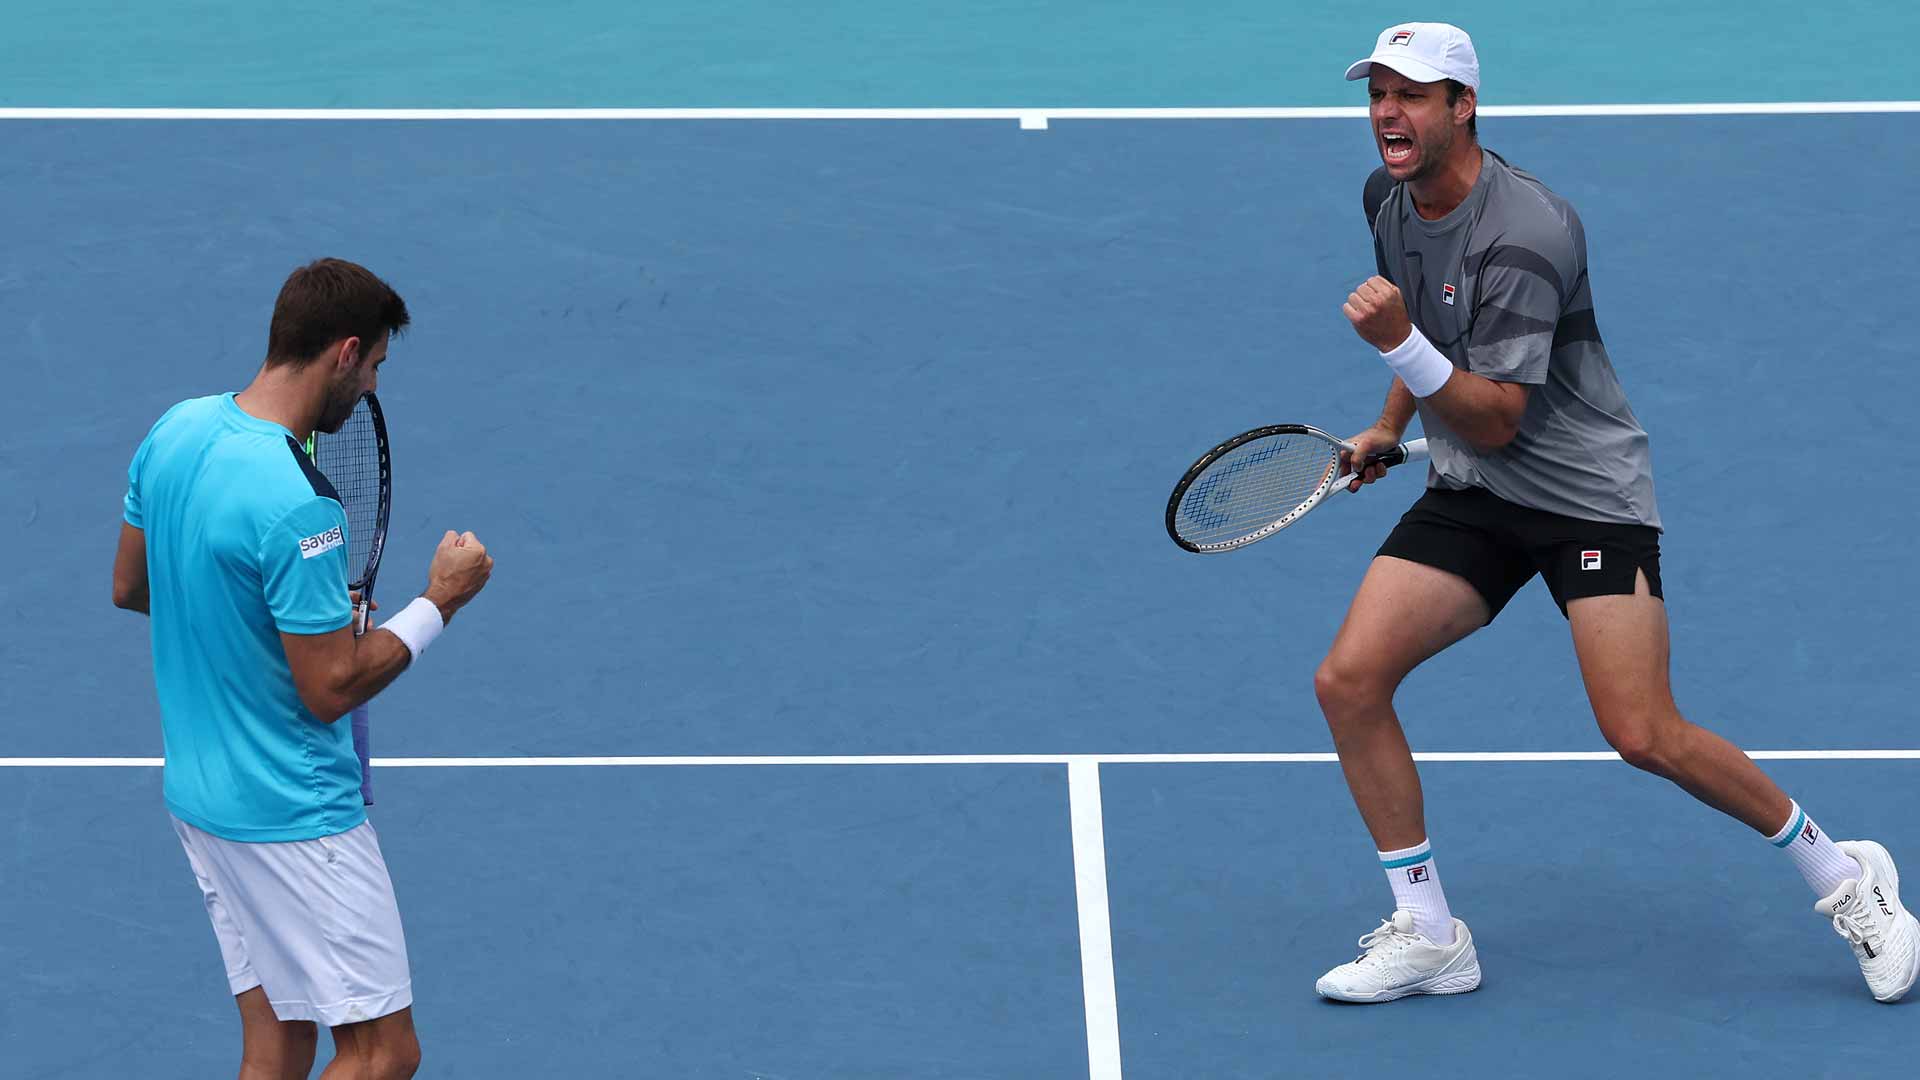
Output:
[{"xmin": 1381, "ymin": 132, "xmax": 1414, "ymax": 165}]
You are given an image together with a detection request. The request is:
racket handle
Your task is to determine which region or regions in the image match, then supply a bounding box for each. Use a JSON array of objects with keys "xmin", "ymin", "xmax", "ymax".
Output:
[
  {"xmin": 351, "ymin": 704, "xmax": 373, "ymax": 805},
  {"xmin": 1330, "ymin": 438, "xmax": 1429, "ymax": 494},
  {"xmin": 1371, "ymin": 437, "xmax": 1431, "ymax": 469},
  {"xmin": 349, "ymin": 597, "xmax": 373, "ymax": 805}
]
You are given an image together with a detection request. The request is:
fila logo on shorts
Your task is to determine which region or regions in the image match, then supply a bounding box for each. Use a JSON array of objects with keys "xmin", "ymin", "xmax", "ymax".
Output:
[
  {"xmin": 1441, "ymin": 283, "xmax": 1456, "ymax": 305},
  {"xmin": 300, "ymin": 525, "xmax": 345, "ymax": 559},
  {"xmin": 1408, "ymin": 866, "xmax": 1429, "ymax": 884},
  {"xmin": 1390, "ymin": 30, "xmax": 1415, "ymax": 46},
  {"xmin": 1580, "ymin": 550, "xmax": 1603, "ymax": 571}
]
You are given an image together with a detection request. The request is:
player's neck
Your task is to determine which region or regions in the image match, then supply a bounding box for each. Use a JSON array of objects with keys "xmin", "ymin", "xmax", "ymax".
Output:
[
  {"xmin": 1407, "ymin": 142, "xmax": 1483, "ymax": 220},
  {"xmin": 234, "ymin": 364, "xmax": 324, "ymax": 444}
]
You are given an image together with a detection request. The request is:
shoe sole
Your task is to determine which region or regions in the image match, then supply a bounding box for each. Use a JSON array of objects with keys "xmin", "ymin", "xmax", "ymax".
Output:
[{"xmin": 1316, "ymin": 963, "xmax": 1483, "ymax": 1004}]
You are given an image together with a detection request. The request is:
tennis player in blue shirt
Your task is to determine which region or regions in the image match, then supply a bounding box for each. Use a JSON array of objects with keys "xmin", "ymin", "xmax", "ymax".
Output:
[{"xmin": 114, "ymin": 259, "xmax": 493, "ymax": 1079}]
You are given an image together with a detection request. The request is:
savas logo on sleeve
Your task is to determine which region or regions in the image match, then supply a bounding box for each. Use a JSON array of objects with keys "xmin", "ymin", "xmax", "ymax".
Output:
[{"xmin": 299, "ymin": 524, "xmax": 345, "ymax": 559}]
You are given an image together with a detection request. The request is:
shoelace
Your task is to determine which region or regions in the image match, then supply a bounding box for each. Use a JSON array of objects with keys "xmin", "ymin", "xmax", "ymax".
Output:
[
  {"xmin": 1353, "ymin": 918, "xmax": 1415, "ymax": 967},
  {"xmin": 1829, "ymin": 894, "xmax": 1880, "ymax": 953}
]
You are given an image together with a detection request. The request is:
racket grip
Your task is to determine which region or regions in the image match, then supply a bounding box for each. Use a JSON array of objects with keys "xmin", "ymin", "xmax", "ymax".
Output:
[
  {"xmin": 1331, "ymin": 438, "xmax": 1429, "ymax": 494},
  {"xmin": 1363, "ymin": 438, "xmax": 1430, "ymax": 471},
  {"xmin": 352, "ymin": 704, "xmax": 373, "ymax": 805},
  {"xmin": 348, "ymin": 598, "xmax": 372, "ymax": 804}
]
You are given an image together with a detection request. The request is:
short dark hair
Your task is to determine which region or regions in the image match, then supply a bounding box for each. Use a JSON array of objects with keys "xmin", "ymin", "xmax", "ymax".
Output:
[
  {"xmin": 265, "ymin": 258, "xmax": 410, "ymax": 367},
  {"xmin": 1445, "ymin": 80, "xmax": 1478, "ymax": 138}
]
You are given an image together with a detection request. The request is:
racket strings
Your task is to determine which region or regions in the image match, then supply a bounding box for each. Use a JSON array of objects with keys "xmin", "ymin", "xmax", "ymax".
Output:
[
  {"xmin": 1174, "ymin": 436, "xmax": 1339, "ymax": 545},
  {"xmin": 312, "ymin": 401, "xmax": 383, "ymax": 584}
]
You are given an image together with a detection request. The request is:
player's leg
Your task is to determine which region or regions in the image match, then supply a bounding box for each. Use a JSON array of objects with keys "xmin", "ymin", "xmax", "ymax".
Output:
[
  {"xmin": 322, "ymin": 1009, "xmax": 421, "ymax": 1080},
  {"xmin": 1314, "ymin": 555, "xmax": 1489, "ymax": 850},
  {"xmin": 1565, "ymin": 569, "xmax": 1790, "ymax": 830},
  {"xmin": 1312, "ymin": 553, "xmax": 1492, "ymax": 1003},
  {"xmin": 237, "ymin": 987, "xmax": 318, "ymax": 1080},
  {"xmin": 1312, "ymin": 489, "xmax": 1541, "ymax": 1002},
  {"xmin": 1565, "ymin": 564, "xmax": 1920, "ymax": 1001},
  {"xmin": 173, "ymin": 818, "xmax": 317, "ymax": 1078}
]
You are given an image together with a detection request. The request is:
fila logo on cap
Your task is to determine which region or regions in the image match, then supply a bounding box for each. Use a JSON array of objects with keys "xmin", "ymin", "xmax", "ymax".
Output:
[
  {"xmin": 1346, "ymin": 23, "xmax": 1482, "ymax": 91},
  {"xmin": 1441, "ymin": 283, "xmax": 1456, "ymax": 305},
  {"xmin": 1580, "ymin": 550, "xmax": 1603, "ymax": 571}
]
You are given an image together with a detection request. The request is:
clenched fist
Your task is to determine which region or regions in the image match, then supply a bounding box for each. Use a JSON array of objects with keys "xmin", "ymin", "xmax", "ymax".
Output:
[
  {"xmin": 1342, "ymin": 276, "xmax": 1414, "ymax": 353},
  {"xmin": 424, "ymin": 530, "xmax": 493, "ymax": 623}
]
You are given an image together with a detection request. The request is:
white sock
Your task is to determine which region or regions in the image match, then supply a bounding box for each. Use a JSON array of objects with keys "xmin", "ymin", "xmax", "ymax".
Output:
[
  {"xmin": 1380, "ymin": 839, "xmax": 1454, "ymax": 945},
  {"xmin": 1769, "ymin": 801, "xmax": 1861, "ymax": 898}
]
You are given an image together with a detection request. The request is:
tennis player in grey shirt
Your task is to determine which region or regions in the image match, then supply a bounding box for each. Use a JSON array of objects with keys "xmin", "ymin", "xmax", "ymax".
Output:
[{"xmin": 1310, "ymin": 22, "xmax": 1918, "ymax": 1005}]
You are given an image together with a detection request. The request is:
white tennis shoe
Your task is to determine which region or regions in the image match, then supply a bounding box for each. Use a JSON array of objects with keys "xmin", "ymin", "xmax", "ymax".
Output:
[
  {"xmin": 1315, "ymin": 910, "xmax": 1481, "ymax": 1003},
  {"xmin": 1815, "ymin": 840, "xmax": 1920, "ymax": 1002}
]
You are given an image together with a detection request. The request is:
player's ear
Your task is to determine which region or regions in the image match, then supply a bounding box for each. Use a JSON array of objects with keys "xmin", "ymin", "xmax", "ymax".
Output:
[
  {"xmin": 333, "ymin": 336, "xmax": 363, "ymax": 376},
  {"xmin": 1456, "ymin": 87, "xmax": 1476, "ymax": 127}
]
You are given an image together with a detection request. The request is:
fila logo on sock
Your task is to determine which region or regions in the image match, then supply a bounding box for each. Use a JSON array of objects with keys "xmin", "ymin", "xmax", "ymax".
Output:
[
  {"xmin": 1441, "ymin": 283, "xmax": 1456, "ymax": 305},
  {"xmin": 1580, "ymin": 550, "xmax": 1603, "ymax": 571},
  {"xmin": 1407, "ymin": 866, "xmax": 1429, "ymax": 884},
  {"xmin": 1800, "ymin": 822, "xmax": 1819, "ymax": 845}
]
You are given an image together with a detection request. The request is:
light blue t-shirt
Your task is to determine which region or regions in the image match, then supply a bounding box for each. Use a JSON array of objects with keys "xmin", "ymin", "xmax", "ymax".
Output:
[{"xmin": 124, "ymin": 393, "xmax": 364, "ymax": 842}]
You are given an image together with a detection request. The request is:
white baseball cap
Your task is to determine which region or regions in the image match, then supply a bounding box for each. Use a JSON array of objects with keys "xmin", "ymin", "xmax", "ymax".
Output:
[{"xmin": 1344, "ymin": 23, "xmax": 1480, "ymax": 89}]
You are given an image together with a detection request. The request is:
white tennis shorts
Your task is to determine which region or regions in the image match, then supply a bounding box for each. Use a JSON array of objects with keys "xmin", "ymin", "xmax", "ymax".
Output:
[{"xmin": 172, "ymin": 816, "xmax": 413, "ymax": 1026}]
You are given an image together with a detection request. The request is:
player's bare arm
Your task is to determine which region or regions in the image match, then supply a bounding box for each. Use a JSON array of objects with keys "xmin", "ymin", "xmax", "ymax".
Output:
[
  {"xmin": 283, "ymin": 529, "xmax": 492, "ymax": 722},
  {"xmin": 111, "ymin": 521, "xmax": 149, "ymax": 614},
  {"xmin": 1343, "ymin": 275, "xmax": 1528, "ymax": 450}
]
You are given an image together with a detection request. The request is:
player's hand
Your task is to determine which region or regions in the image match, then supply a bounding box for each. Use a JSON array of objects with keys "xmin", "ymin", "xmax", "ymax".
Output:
[
  {"xmin": 347, "ymin": 590, "xmax": 379, "ymax": 634},
  {"xmin": 1342, "ymin": 276, "xmax": 1414, "ymax": 353},
  {"xmin": 424, "ymin": 531, "xmax": 493, "ymax": 623},
  {"xmin": 1339, "ymin": 425, "xmax": 1404, "ymax": 493}
]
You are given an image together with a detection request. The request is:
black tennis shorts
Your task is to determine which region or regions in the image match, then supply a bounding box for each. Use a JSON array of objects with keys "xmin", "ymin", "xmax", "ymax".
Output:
[{"xmin": 1377, "ymin": 486, "xmax": 1662, "ymax": 621}]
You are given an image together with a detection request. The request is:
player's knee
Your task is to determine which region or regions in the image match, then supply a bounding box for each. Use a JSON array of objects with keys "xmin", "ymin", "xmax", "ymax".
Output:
[
  {"xmin": 372, "ymin": 1042, "xmax": 421, "ymax": 1080},
  {"xmin": 1314, "ymin": 655, "xmax": 1394, "ymax": 718},
  {"xmin": 1601, "ymin": 717, "xmax": 1668, "ymax": 774}
]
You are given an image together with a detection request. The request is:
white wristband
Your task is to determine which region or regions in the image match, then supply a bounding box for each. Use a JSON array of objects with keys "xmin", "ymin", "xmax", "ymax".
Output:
[
  {"xmin": 1379, "ymin": 324, "xmax": 1456, "ymax": 398},
  {"xmin": 380, "ymin": 596, "xmax": 445, "ymax": 663}
]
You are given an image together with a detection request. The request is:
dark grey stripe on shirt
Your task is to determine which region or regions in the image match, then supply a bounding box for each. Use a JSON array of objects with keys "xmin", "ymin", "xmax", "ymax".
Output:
[
  {"xmin": 1478, "ymin": 244, "xmax": 1565, "ymax": 301},
  {"xmin": 1473, "ymin": 305, "xmax": 1557, "ymax": 347},
  {"xmin": 1553, "ymin": 309, "xmax": 1603, "ymax": 348}
]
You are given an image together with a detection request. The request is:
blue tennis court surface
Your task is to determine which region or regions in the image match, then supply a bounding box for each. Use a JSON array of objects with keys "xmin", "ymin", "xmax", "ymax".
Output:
[{"xmin": 5, "ymin": 5, "xmax": 1920, "ymax": 1077}]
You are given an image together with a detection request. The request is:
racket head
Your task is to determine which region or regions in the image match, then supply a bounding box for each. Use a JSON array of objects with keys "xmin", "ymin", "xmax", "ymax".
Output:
[
  {"xmin": 310, "ymin": 392, "xmax": 392, "ymax": 598},
  {"xmin": 1165, "ymin": 424, "xmax": 1349, "ymax": 554}
]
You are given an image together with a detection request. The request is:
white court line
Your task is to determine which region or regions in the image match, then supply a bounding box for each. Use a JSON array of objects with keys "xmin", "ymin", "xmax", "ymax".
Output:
[
  {"xmin": 7, "ymin": 750, "xmax": 1920, "ymax": 767},
  {"xmin": 0, "ymin": 102, "xmax": 1917, "ymax": 122},
  {"xmin": 1067, "ymin": 760, "xmax": 1124, "ymax": 1080}
]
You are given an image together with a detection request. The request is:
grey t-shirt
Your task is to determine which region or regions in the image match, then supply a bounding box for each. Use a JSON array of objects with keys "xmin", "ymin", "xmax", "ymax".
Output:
[{"xmin": 1366, "ymin": 149, "xmax": 1661, "ymax": 530}]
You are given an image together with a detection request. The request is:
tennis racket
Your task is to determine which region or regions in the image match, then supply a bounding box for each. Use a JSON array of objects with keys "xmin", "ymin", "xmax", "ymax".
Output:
[
  {"xmin": 1165, "ymin": 424, "xmax": 1428, "ymax": 554},
  {"xmin": 308, "ymin": 393, "xmax": 392, "ymax": 804}
]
